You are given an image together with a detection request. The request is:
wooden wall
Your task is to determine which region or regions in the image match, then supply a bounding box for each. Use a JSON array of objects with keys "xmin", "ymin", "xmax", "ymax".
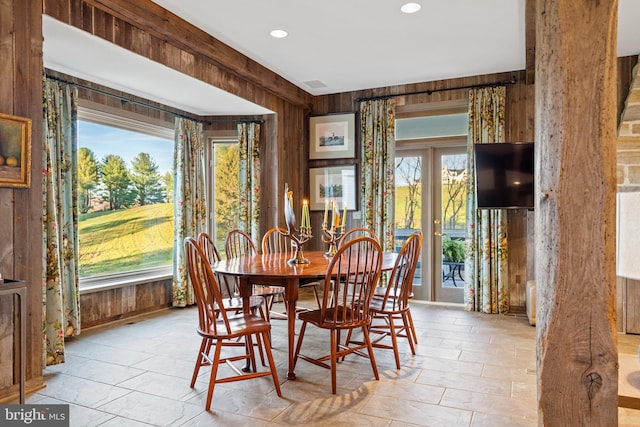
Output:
[
  {"xmin": 80, "ymin": 280, "xmax": 172, "ymax": 329},
  {"xmin": 0, "ymin": 0, "xmax": 44, "ymax": 398}
]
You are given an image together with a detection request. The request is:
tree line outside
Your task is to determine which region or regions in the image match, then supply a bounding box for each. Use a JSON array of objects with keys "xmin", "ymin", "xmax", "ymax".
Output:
[
  {"xmin": 78, "ymin": 147, "xmax": 174, "ymax": 213},
  {"xmin": 394, "ymin": 155, "xmax": 467, "ymax": 232}
]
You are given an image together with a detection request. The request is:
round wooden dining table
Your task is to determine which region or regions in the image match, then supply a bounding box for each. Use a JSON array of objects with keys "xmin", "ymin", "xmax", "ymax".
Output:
[{"xmin": 212, "ymin": 249, "xmax": 398, "ymax": 380}]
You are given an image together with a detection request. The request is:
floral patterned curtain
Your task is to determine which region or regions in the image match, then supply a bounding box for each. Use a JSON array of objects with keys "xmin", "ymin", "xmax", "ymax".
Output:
[
  {"xmin": 464, "ymin": 86, "xmax": 509, "ymax": 313},
  {"xmin": 237, "ymin": 122, "xmax": 261, "ymax": 243},
  {"xmin": 360, "ymin": 99, "xmax": 396, "ymax": 252},
  {"xmin": 172, "ymin": 118, "xmax": 207, "ymax": 307},
  {"xmin": 42, "ymin": 78, "xmax": 81, "ymax": 365}
]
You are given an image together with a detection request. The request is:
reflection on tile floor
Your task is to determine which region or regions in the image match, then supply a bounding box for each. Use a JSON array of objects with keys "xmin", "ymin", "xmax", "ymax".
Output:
[{"xmin": 11, "ymin": 293, "xmax": 640, "ymax": 426}]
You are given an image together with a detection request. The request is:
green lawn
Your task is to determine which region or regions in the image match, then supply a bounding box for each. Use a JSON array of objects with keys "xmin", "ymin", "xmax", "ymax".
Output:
[{"xmin": 79, "ymin": 203, "xmax": 174, "ymax": 277}]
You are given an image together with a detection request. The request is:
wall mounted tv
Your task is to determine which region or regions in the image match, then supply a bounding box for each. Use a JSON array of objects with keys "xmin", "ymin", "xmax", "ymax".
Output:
[{"xmin": 474, "ymin": 142, "xmax": 534, "ymax": 209}]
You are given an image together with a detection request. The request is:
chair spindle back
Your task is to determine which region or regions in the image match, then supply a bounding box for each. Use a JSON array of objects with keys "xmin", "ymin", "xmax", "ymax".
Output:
[{"xmin": 322, "ymin": 236, "xmax": 382, "ymax": 327}]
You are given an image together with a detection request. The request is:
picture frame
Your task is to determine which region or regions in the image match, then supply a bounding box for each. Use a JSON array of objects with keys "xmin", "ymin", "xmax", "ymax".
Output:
[
  {"xmin": 0, "ymin": 113, "xmax": 31, "ymax": 188},
  {"xmin": 309, "ymin": 113, "xmax": 355, "ymax": 160},
  {"xmin": 309, "ymin": 164, "xmax": 358, "ymax": 211}
]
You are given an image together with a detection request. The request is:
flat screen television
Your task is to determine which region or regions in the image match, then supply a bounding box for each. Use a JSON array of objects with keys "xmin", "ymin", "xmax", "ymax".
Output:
[{"xmin": 474, "ymin": 142, "xmax": 534, "ymax": 209}]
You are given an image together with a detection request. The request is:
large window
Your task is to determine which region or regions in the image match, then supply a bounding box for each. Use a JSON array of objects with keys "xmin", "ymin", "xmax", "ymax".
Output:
[
  {"xmin": 77, "ymin": 108, "xmax": 174, "ymax": 281},
  {"xmin": 208, "ymin": 137, "xmax": 240, "ymax": 254}
]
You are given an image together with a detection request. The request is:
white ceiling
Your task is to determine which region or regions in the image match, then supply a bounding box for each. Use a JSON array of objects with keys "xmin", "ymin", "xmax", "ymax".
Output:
[{"xmin": 43, "ymin": 0, "xmax": 640, "ymax": 116}]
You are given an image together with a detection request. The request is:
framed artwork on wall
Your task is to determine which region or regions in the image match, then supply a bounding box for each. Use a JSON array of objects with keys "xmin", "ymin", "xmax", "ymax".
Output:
[
  {"xmin": 309, "ymin": 164, "xmax": 358, "ymax": 211},
  {"xmin": 309, "ymin": 113, "xmax": 355, "ymax": 160},
  {"xmin": 0, "ymin": 112, "xmax": 31, "ymax": 188}
]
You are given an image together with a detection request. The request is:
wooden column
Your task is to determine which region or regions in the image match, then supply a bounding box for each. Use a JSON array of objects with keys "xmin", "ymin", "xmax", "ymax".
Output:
[{"xmin": 535, "ymin": 0, "xmax": 618, "ymax": 425}]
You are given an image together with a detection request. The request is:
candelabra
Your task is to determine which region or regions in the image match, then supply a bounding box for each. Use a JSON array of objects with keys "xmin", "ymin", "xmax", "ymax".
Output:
[
  {"xmin": 283, "ymin": 183, "xmax": 313, "ymax": 264},
  {"xmin": 283, "ymin": 225, "xmax": 313, "ymax": 264},
  {"xmin": 321, "ymin": 199, "xmax": 347, "ymax": 257},
  {"xmin": 321, "ymin": 225, "xmax": 344, "ymax": 257}
]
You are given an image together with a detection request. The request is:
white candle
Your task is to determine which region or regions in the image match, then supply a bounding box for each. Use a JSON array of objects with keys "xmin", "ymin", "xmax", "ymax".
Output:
[
  {"xmin": 332, "ymin": 200, "xmax": 337, "ymax": 228},
  {"xmin": 301, "ymin": 201, "xmax": 307, "ymax": 228},
  {"xmin": 342, "ymin": 203, "xmax": 347, "ymax": 229},
  {"xmin": 303, "ymin": 200, "xmax": 309, "ymax": 228},
  {"xmin": 323, "ymin": 200, "xmax": 328, "ymax": 228}
]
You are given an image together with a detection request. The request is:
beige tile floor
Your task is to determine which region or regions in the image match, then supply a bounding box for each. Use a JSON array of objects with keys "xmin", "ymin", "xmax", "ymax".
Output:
[{"xmin": 14, "ymin": 293, "xmax": 640, "ymax": 426}]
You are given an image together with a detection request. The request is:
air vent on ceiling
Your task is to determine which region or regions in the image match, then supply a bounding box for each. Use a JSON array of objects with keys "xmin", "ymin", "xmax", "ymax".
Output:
[{"xmin": 304, "ymin": 80, "xmax": 327, "ymax": 89}]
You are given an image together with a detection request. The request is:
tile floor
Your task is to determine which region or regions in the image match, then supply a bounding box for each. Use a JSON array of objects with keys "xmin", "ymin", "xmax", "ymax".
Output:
[{"xmin": 12, "ymin": 294, "xmax": 640, "ymax": 426}]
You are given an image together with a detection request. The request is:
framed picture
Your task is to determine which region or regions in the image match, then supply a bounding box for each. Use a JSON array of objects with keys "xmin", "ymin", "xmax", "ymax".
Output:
[
  {"xmin": 309, "ymin": 164, "xmax": 358, "ymax": 211},
  {"xmin": 0, "ymin": 113, "xmax": 31, "ymax": 188},
  {"xmin": 309, "ymin": 113, "xmax": 355, "ymax": 160}
]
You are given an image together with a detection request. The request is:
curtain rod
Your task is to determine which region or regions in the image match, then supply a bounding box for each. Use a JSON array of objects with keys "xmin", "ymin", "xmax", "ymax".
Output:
[
  {"xmin": 45, "ymin": 73, "xmax": 264, "ymax": 125},
  {"xmin": 354, "ymin": 76, "xmax": 517, "ymax": 103}
]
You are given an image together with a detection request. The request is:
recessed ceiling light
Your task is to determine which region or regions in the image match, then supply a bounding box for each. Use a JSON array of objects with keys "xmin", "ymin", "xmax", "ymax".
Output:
[
  {"xmin": 270, "ymin": 29, "xmax": 288, "ymax": 38},
  {"xmin": 400, "ymin": 2, "xmax": 421, "ymax": 14}
]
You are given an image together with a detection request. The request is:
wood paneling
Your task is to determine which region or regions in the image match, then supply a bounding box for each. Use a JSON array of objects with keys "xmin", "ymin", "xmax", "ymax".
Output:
[
  {"xmin": 0, "ymin": 0, "xmax": 44, "ymax": 401},
  {"xmin": 624, "ymin": 278, "xmax": 640, "ymax": 334},
  {"xmin": 80, "ymin": 280, "xmax": 172, "ymax": 328}
]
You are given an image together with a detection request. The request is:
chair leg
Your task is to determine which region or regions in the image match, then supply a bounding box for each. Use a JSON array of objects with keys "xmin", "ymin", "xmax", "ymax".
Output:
[
  {"xmin": 311, "ymin": 285, "xmax": 321, "ymax": 309},
  {"xmin": 362, "ymin": 326, "xmax": 379, "ymax": 381},
  {"xmin": 387, "ymin": 315, "xmax": 401, "ymax": 370},
  {"xmin": 293, "ymin": 321, "xmax": 308, "ymax": 370},
  {"xmin": 245, "ymin": 333, "xmax": 257, "ymax": 372},
  {"xmin": 261, "ymin": 330, "xmax": 282, "ymax": 397},
  {"xmin": 191, "ymin": 338, "xmax": 209, "ymax": 387},
  {"xmin": 330, "ymin": 329, "xmax": 338, "ymax": 394},
  {"xmin": 205, "ymin": 340, "xmax": 223, "ymax": 411},
  {"xmin": 255, "ymin": 332, "xmax": 266, "ymax": 367},
  {"xmin": 402, "ymin": 312, "xmax": 416, "ymax": 356},
  {"xmin": 406, "ymin": 309, "xmax": 418, "ymax": 344}
]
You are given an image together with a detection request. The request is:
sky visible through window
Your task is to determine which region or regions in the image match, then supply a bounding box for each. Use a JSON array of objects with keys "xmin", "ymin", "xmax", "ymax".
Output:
[{"xmin": 78, "ymin": 121, "xmax": 173, "ymax": 173}]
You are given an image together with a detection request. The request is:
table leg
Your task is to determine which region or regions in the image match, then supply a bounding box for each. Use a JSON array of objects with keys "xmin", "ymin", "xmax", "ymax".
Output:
[
  {"xmin": 451, "ymin": 265, "xmax": 458, "ymax": 287},
  {"xmin": 237, "ymin": 277, "xmax": 253, "ymax": 372},
  {"xmin": 18, "ymin": 288, "xmax": 25, "ymax": 404},
  {"xmin": 285, "ymin": 279, "xmax": 299, "ymax": 380}
]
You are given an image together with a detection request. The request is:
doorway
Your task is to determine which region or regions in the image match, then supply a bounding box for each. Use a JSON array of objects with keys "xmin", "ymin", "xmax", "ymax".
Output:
[{"xmin": 394, "ymin": 145, "xmax": 467, "ymax": 303}]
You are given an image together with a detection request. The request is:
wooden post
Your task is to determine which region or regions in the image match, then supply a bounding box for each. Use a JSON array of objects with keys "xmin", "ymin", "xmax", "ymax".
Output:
[{"xmin": 535, "ymin": 0, "xmax": 618, "ymax": 425}]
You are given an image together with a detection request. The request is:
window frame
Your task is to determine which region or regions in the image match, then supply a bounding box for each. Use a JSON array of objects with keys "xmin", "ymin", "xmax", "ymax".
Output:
[
  {"xmin": 205, "ymin": 130, "xmax": 239, "ymax": 245},
  {"xmin": 77, "ymin": 103, "xmax": 175, "ymax": 293}
]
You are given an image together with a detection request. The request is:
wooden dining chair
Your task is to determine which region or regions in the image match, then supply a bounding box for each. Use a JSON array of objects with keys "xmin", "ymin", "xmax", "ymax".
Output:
[
  {"xmin": 225, "ymin": 229, "xmax": 287, "ymax": 319},
  {"xmin": 184, "ymin": 237, "xmax": 282, "ymax": 410},
  {"xmin": 197, "ymin": 232, "xmax": 267, "ymax": 319},
  {"xmin": 196, "ymin": 232, "xmax": 267, "ymax": 366},
  {"xmin": 347, "ymin": 231, "xmax": 422, "ymax": 369},
  {"xmin": 338, "ymin": 227, "xmax": 378, "ymax": 248},
  {"xmin": 293, "ymin": 236, "xmax": 382, "ymax": 394},
  {"xmin": 261, "ymin": 227, "xmax": 321, "ymax": 310}
]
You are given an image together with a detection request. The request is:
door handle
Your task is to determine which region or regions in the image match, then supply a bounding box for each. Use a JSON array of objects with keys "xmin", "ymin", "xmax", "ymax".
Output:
[{"xmin": 434, "ymin": 232, "xmax": 442, "ymax": 236}]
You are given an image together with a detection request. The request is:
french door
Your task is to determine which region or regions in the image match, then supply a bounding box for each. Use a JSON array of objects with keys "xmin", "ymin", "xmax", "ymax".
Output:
[{"xmin": 395, "ymin": 145, "xmax": 467, "ymax": 303}]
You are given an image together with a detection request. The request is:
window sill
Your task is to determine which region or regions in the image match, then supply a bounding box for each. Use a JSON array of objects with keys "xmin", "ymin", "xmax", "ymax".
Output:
[{"xmin": 79, "ymin": 266, "xmax": 173, "ymax": 295}]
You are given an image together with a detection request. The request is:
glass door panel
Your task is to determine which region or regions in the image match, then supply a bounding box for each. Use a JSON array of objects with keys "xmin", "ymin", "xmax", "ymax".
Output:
[
  {"xmin": 394, "ymin": 156, "xmax": 424, "ymax": 298},
  {"xmin": 434, "ymin": 148, "xmax": 467, "ymax": 302}
]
